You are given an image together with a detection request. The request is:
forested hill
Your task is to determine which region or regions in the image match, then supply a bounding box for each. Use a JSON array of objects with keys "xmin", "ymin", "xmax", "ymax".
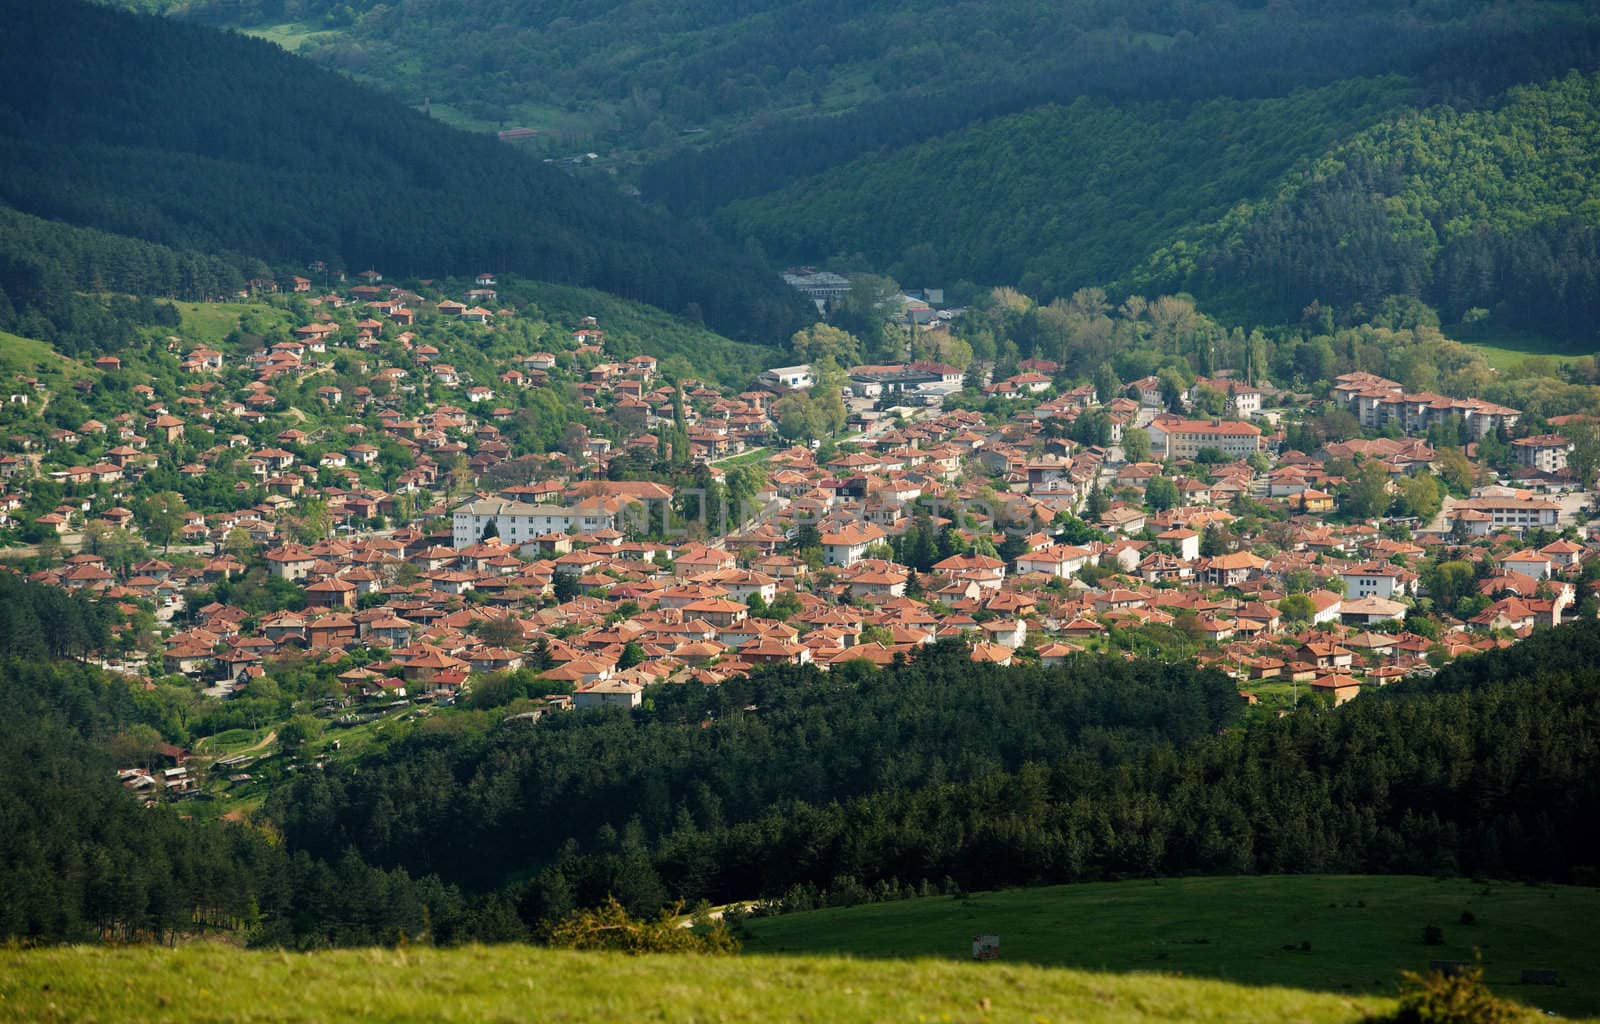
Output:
[
  {"xmin": 716, "ymin": 78, "xmax": 1416, "ymax": 306},
  {"xmin": 1139, "ymin": 71, "xmax": 1600, "ymax": 341},
  {"xmin": 720, "ymin": 71, "xmax": 1600, "ymax": 343},
  {"xmin": 115, "ymin": 1, "xmax": 1600, "ymax": 193},
  {"xmin": 0, "ymin": 0, "xmax": 809, "ymax": 344},
  {"xmin": 273, "ymin": 624, "xmax": 1600, "ymax": 924}
]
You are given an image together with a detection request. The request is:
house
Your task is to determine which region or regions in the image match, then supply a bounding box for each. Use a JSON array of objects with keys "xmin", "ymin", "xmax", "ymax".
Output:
[
  {"xmin": 1310, "ymin": 674, "xmax": 1362, "ymax": 707},
  {"xmin": 1339, "ymin": 595, "xmax": 1407, "ymax": 625},
  {"xmin": 1447, "ymin": 497, "xmax": 1560, "ymax": 533},
  {"xmin": 452, "ymin": 498, "xmax": 616, "ymax": 547},
  {"xmin": 820, "ymin": 523, "xmax": 885, "ymax": 568},
  {"xmin": 1015, "ymin": 544, "xmax": 1095, "ymax": 578},
  {"xmin": 573, "ymin": 679, "xmax": 643, "ymax": 711},
  {"xmin": 304, "ymin": 576, "xmax": 358, "ymax": 609},
  {"xmin": 1339, "ymin": 563, "xmax": 1406, "ymax": 599},
  {"xmin": 1156, "ymin": 528, "xmax": 1201, "ymax": 561},
  {"xmin": 1501, "ymin": 549, "xmax": 1553, "ymax": 580},
  {"xmin": 1299, "ymin": 641, "xmax": 1354, "ymax": 671},
  {"xmin": 1202, "ymin": 551, "xmax": 1267, "ymax": 588},
  {"xmin": 264, "ymin": 546, "xmax": 317, "ymax": 580}
]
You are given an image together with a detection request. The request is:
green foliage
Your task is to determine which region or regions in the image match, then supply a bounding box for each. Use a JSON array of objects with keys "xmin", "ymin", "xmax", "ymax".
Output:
[
  {"xmin": 741, "ymin": 876, "xmax": 1597, "ymax": 1016},
  {"xmin": 1144, "ymin": 475, "xmax": 1179, "ymax": 512},
  {"xmin": 1423, "ymin": 561, "xmax": 1477, "ymax": 618},
  {"xmin": 1339, "ymin": 462, "xmax": 1392, "ymax": 521},
  {"xmin": 721, "ymin": 79, "xmax": 1415, "ymax": 303},
  {"xmin": 1278, "ymin": 594, "xmax": 1315, "ymax": 624},
  {"xmin": 1121, "ymin": 426, "xmax": 1151, "ymax": 463},
  {"xmin": 272, "ymin": 622, "xmax": 1600, "ymax": 939},
  {"xmin": 1387, "ymin": 963, "xmax": 1520, "ymax": 1024},
  {"xmin": 1152, "ymin": 71, "xmax": 1600, "ymax": 341}
]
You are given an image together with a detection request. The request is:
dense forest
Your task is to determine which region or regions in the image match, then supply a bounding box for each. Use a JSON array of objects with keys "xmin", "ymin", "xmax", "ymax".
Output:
[
  {"xmin": 272, "ymin": 627, "xmax": 1600, "ymax": 926},
  {"xmin": 0, "ymin": 575, "xmax": 493, "ymax": 947},
  {"xmin": 1145, "ymin": 71, "xmax": 1600, "ymax": 339},
  {"xmin": 721, "ymin": 71, "xmax": 1600, "ymax": 342},
  {"xmin": 114, "ymin": 0, "xmax": 1600, "ymax": 179},
  {"xmin": 0, "ymin": 207, "xmax": 266, "ymax": 356},
  {"xmin": 643, "ymin": 1, "xmax": 1600, "ymax": 216},
  {"xmin": 717, "ymin": 78, "xmax": 1417, "ymax": 300},
  {"xmin": 0, "ymin": 0, "xmax": 810, "ymax": 345}
]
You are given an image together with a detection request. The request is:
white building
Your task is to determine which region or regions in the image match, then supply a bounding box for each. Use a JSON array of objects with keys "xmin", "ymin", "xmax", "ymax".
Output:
[
  {"xmin": 1511, "ymin": 434, "xmax": 1572, "ymax": 474},
  {"xmin": 573, "ymin": 679, "xmax": 643, "ymax": 711},
  {"xmin": 1339, "ymin": 563, "xmax": 1406, "ymax": 599},
  {"xmin": 1148, "ymin": 417, "xmax": 1262, "ymax": 460},
  {"xmin": 759, "ymin": 365, "xmax": 815, "ymax": 391},
  {"xmin": 820, "ymin": 523, "xmax": 885, "ymax": 568},
  {"xmin": 452, "ymin": 498, "xmax": 616, "ymax": 548},
  {"xmin": 1447, "ymin": 496, "xmax": 1560, "ymax": 533}
]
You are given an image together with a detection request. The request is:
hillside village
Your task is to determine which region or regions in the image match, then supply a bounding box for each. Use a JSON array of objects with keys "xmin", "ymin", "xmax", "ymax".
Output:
[{"xmin": 1, "ymin": 275, "xmax": 1596, "ymax": 797}]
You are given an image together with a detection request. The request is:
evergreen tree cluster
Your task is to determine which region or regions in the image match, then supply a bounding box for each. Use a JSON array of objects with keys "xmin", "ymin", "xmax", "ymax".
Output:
[
  {"xmin": 275, "ymin": 627, "xmax": 1600, "ymax": 926},
  {"xmin": 0, "ymin": 0, "xmax": 810, "ymax": 346}
]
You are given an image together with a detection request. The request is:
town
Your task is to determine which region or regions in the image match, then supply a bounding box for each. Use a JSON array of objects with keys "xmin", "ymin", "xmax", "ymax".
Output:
[{"xmin": 0, "ymin": 271, "xmax": 1594, "ymax": 801}]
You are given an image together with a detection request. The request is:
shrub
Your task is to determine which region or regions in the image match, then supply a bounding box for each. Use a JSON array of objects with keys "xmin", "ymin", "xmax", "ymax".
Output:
[
  {"xmin": 544, "ymin": 897, "xmax": 740, "ymax": 955},
  {"xmin": 1422, "ymin": 924, "xmax": 1445, "ymax": 946},
  {"xmin": 1386, "ymin": 963, "xmax": 1519, "ymax": 1024}
]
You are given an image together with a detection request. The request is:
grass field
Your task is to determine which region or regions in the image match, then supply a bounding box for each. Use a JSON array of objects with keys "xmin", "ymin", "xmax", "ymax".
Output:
[
  {"xmin": 0, "ymin": 944, "xmax": 1401, "ymax": 1024},
  {"xmin": 1450, "ymin": 321, "xmax": 1593, "ymax": 371},
  {"xmin": 0, "ymin": 329, "xmax": 87, "ymax": 378},
  {"xmin": 740, "ymin": 876, "xmax": 1600, "ymax": 1018},
  {"xmin": 171, "ymin": 301, "xmax": 287, "ymax": 348},
  {"xmin": 239, "ymin": 21, "xmax": 345, "ymax": 53},
  {"xmin": 712, "ymin": 447, "xmax": 772, "ymax": 469}
]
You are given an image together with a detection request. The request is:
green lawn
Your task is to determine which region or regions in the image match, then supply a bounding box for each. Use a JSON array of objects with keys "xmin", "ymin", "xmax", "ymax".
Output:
[
  {"xmin": 712, "ymin": 447, "xmax": 772, "ymax": 469},
  {"xmin": 0, "ymin": 944, "xmax": 1401, "ymax": 1024},
  {"xmin": 1450, "ymin": 321, "xmax": 1592, "ymax": 371},
  {"xmin": 740, "ymin": 875, "xmax": 1600, "ymax": 1018}
]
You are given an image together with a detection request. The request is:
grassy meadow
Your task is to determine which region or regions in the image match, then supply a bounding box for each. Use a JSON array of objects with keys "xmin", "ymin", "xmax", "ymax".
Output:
[
  {"xmin": 740, "ymin": 875, "xmax": 1600, "ymax": 1018},
  {"xmin": 0, "ymin": 944, "xmax": 1398, "ymax": 1024}
]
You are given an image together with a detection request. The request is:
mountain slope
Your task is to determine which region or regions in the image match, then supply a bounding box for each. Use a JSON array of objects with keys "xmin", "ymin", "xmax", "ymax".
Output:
[
  {"xmin": 119, "ymin": 1, "xmax": 1600, "ymax": 182},
  {"xmin": 715, "ymin": 77, "xmax": 1416, "ymax": 296},
  {"xmin": 1139, "ymin": 70, "xmax": 1600, "ymax": 339},
  {"xmin": 0, "ymin": 0, "xmax": 809, "ymax": 343},
  {"xmin": 719, "ymin": 71, "xmax": 1600, "ymax": 342}
]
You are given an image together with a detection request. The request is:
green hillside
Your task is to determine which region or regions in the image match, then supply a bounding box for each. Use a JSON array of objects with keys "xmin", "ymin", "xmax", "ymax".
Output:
[
  {"xmin": 721, "ymin": 71, "xmax": 1600, "ymax": 343},
  {"xmin": 742, "ymin": 875, "xmax": 1600, "ymax": 1018},
  {"xmin": 1141, "ymin": 70, "xmax": 1600, "ymax": 341},
  {"xmin": 717, "ymin": 77, "xmax": 1416, "ymax": 297},
  {"xmin": 0, "ymin": 0, "xmax": 809, "ymax": 345},
  {"xmin": 0, "ymin": 945, "xmax": 1405, "ymax": 1024},
  {"xmin": 117, "ymin": 0, "xmax": 1600, "ymax": 190}
]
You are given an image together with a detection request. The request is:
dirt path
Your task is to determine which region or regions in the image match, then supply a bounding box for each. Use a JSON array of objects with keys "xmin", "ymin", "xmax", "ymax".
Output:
[{"xmin": 197, "ymin": 729, "xmax": 277, "ymax": 757}]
